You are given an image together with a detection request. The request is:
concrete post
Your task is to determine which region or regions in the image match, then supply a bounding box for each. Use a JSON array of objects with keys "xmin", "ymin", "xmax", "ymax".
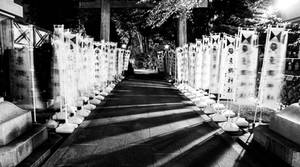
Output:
[
  {"xmin": 177, "ymin": 12, "xmax": 187, "ymax": 47},
  {"xmin": 100, "ymin": 0, "xmax": 110, "ymax": 41}
]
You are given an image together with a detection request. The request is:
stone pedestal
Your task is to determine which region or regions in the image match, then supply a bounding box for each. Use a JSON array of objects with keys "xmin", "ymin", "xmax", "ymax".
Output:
[
  {"xmin": 254, "ymin": 125, "xmax": 300, "ymax": 167},
  {"xmin": 254, "ymin": 103, "xmax": 300, "ymax": 167},
  {"xmin": 0, "ymin": 101, "xmax": 48, "ymax": 167},
  {"xmin": 0, "ymin": 124, "xmax": 48, "ymax": 167},
  {"xmin": 270, "ymin": 103, "xmax": 300, "ymax": 146},
  {"xmin": 0, "ymin": 101, "xmax": 32, "ymax": 146}
]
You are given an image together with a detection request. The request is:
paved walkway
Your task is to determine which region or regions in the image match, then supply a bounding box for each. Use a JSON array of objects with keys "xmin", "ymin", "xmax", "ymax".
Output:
[{"xmin": 42, "ymin": 70, "xmax": 285, "ymax": 167}]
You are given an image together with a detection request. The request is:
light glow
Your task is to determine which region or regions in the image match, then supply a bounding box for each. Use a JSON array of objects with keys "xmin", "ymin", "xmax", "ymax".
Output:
[
  {"xmin": 274, "ymin": 0, "xmax": 298, "ymax": 12},
  {"xmin": 164, "ymin": 44, "xmax": 170, "ymax": 50},
  {"xmin": 121, "ymin": 44, "xmax": 127, "ymax": 49}
]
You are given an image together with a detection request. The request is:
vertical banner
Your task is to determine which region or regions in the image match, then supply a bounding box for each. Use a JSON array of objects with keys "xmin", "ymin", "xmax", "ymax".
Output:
[
  {"xmin": 52, "ymin": 25, "xmax": 67, "ymax": 107},
  {"xmin": 235, "ymin": 28, "xmax": 259, "ymax": 105},
  {"xmin": 157, "ymin": 51, "xmax": 164, "ymax": 72},
  {"xmin": 176, "ymin": 47, "xmax": 184, "ymax": 83},
  {"xmin": 64, "ymin": 29, "xmax": 76, "ymax": 108},
  {"xmin": 94, "ymin": 42, "xmax": 102, "ymax": 90},
  {"xmin": 219, "ymin": 34, "xmax": 236, "ymax": 99},
  {"xmin": 201, "ymin": 36, "xmax": 211, "ymax": 90},
  {"xmin": 71, "ymin": 33, "xmax": 81, "ymax": 101},
  {"xmin": 81, "ymin": 37, "xmax": 89, "ymax": 96},
  {"xmin": 183, "ymin": 44, "xmax": 189, "ymax": 84},
  {"xmin": 117, "ymin": 48, "xmax": 124, "ymax": 76},
  {"xmin": 107, "ymin": 42, "xmax": 113, "ymax": 82},
  {"xmin": 188, "ymin": 43, "xmax": 197, "ymax": 88},
  {"xmin": 195, "ymin": 39, "xmax": 203, "ymax": 89},
  {"xmin": 10, "ymin": 22, "xmax": 45, "ymax": 109},
  {"xmin": 259, "ymin": 26, "xmax": 288, "ymax": 110},
  {"xmin": 99, "ymin": 41, "xmax": 108, "ymax": 89},
  {"xmin": 103, "ymin": 42, "xmax": 109, "ymax": 86},
  {"xmin": 124, "ymin": 50, "xmax": 131, "ymax": 71},
  {"xmin": 165, "ymin": 51, "xmax": 170, "ymax": 75},
  {"xmin": 209, "ymin": 33, "xmax": 221, "ymax": 93},
  {"xmin": 87, "ymin": 37, "xmax": 96, "ymax": 95},
  {"xmin": 170, "ymin": 50, "xmax": 176, "ymax": 78},
  {"xmin": 110, "ymin": 42, "xmax": 117, "ymax": 80}
]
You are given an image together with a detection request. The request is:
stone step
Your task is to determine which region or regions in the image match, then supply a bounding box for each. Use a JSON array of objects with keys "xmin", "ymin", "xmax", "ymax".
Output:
[
  {"xmin": 254, "ymin": 125, "xmax": 299, "ymax": 167},
  {"xmin": 0, "ymin": 101, "xmax": 32, "ymax": 146},
  {"xmin": 17, "ymin": 133, "xmax": 63, "ymax": 167},
  {"xmin": 164, "ymin": 133, "xmax": 254, "ymax": 167},
  {"xmin": 48, "ymin": 123, "xmax": 221, "ymax": 167},
  {"xmin": 0, "ymin": 124, "xmax": 48, "ymax": 167},
  {"xmin": 148, "ymin": 124, "xmax": 222, "ymax": 167},
  {"xmin": 81, "ymin": 106, "xmax": 200, "ymax": 127},
  {"xmin": 41, "ymin": 117, "xmax": 206, "ymax": 166},
  {"xmin": 92, "ymin": 103, "xmax": 194, "ymax": 118}
]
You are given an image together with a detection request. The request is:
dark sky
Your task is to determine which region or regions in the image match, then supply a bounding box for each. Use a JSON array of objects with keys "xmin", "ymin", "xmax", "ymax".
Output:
[{"xmin": 16, "ymin": 0, "xmax": 119, "ymax": 41}]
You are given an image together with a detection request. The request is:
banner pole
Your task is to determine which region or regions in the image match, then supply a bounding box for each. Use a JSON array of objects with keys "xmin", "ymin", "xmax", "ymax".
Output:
[{"xmin": 29, "ymin": 25, "xmax": 37, "ymax": 123}]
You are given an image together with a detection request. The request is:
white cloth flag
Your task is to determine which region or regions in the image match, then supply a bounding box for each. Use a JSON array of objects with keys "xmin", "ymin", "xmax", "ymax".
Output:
[
  {"xmin": 94, "ymin": 42, "xmax": 102, "ymax": 89},
  {"xmin": 170, "ymin": 51, "xmax": 176, "ymax": 77},
  {"xmin": 195, "ymin": 39, "xmax": 203, "ymax": 89},
  {"xmin": 235, "ymin": 28, "xmax": 259, "ymax": 105},
  {"xmin": 183, "ymin": 44, "xmax": 189, "ymax": 84},
  {"xmin": 117, "ymin": 48, "xmax": 124, "ymax": 75},
  {"xmin": 219, "ymin": 34, "xmax": 236, "ymax": 100},
  {"xmin": 176, "ymin": 47, "xmax": 184, "ymax": 82},
  {"xmin": 209, "ymin": 33, "xmax": 221, "ymax": 93},
  {"xmin": 259, "ymin": 26, "xmax": 288, "ymax": 110},
  {"xmin": 102, "ymin": 43, "xmax": 109, "ymax": 86},
  {"xmin": 107, "ymin": 42, "xmax": 117, "ymax": 82},
  {"xmin": 188, "ymin": 43, "xmax": 197, "ymax": 88},
  {"xmin": 64, "ymin": 30, "xmax": 77, "ymax": 108},
  {"xmin": 201, "ymin": 36, "xmax": 211, "ymax": 90},
  {"xmin": 158, "ymin": 51, "xmax": 165, "ymax": 72},
  {"xmin": 124, "ymin": 50, "xmax": 131, "ymax": 70}
]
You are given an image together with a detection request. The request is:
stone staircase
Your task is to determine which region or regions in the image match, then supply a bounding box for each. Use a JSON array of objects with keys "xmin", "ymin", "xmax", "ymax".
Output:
[
  {"xmin": 0, "ymin": 101, "xmax": 48, "ymax": 167},
  {"xmin": 41, "ymin": 76, "xmax": 230, "ymax": 166},
  {"xmin": 40, "ymin": 72, "xmax": 280, "ymax": 167}
]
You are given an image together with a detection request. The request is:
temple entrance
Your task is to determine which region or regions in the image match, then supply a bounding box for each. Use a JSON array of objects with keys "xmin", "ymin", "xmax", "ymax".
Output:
[
  {"xmin": 0, "ymin": 0, "xmax": 300, "ymax": 167},
  {"xmin": 79, "ymin": 0, "xmax": 207, "ymax": 46}
]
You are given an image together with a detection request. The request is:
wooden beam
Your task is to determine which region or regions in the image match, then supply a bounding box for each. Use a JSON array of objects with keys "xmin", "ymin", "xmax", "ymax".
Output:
[
  {"xmin": 100, "ymin": 0, "xmax": 110, "ymax": 41},
  {"xmin": 79, "ymin": 0, "xmax": 154, "ymax": 9},
  {"xmin": 177, "ymin": 13, "xmax": 187, "ymax": 47},
  {"xmin": 111, "ymin": 0, "xmax": 154, "ymax": 8}
]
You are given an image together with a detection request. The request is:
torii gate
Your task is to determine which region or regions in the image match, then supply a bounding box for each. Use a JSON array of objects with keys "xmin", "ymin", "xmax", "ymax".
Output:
[{"xmin": 79, "ymin": 0, "xmax": 207, "ymax": 46}]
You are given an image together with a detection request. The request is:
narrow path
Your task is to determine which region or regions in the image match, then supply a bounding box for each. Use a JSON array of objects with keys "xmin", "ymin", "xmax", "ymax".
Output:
[{"xmin": 42, "ymin": 70, "xmax": 275, "ymax": 167}]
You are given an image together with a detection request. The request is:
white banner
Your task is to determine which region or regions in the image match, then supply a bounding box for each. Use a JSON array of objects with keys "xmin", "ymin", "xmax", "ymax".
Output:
[
  {"xmin": 170, "ymin": 51, "xmax": 176, "ymax": 77},
  {"xmin": 124, "ymin": 50, "xmax": 131, "ymax": 70},
  {"xmin": 94, "ymin": 42, "xmax": 103, "ymax": 89},
  {"xmin": 195, "ymin": 39, "xmax": 203, "ymax": 89},
  {"xmin": 235, "ymin": 28, "xmax": 259, "ymax": 105},
  {"xmin": 158, "ymin": 51, "xmax": 165, "ymax": 72},
  {"xmin": 209, "ymin": 33, "xmax": 221, "ymax": 93},
  {"xmin": 201, "ymin": 36, "xmax": 211, "ymax": 90},
  {"xmin": 188, "ymin": 43, "xmax": 197, "ymax": 88},
  {"xmin": 176, "ymin": 47, "xmax": 184, "ymax": 82},
  {"xmin": 259, "ymin": 26, "xmax": 288, "ymax": 110},
  {"xmin": 102, "ymin": 42, "xmax": 109, "ymax": 86},
  {"xmin": 107, "ymin": 42, "xmax": 117, "ymax": 82},
  {"xmin": 117, "ymin": 48, "xmax": 124, "ymax": 75},
  {"xmin": 219, "ymin": 34, "xmax": 236, "ymax": 99},
  {"xmin": 64, "ymin": 30, "xmax": 77, "ymax": 108},
  {"xmin": 183, "ymin": 44, "xmax": 189, "ymax": 84}
]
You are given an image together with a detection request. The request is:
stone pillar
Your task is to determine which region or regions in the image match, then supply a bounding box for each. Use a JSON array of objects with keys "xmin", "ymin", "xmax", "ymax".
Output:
[
  {"xmin": 0, "ymin": 19, "xmax": 13, "ymax": 97},
  {"xmin": 177, "ymin": 13, "xmax": 187, "ymax": 47},
  {"xmin": 100, "ymin": 0, "xmax": 110, "ymax": 41}
]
